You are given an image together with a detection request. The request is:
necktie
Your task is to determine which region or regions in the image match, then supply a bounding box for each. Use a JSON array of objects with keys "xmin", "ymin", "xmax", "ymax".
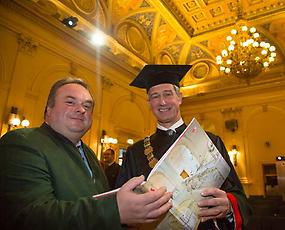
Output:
[{"xmin": 77, "ymin": 145, "xmax": 93, "ymax": 177}]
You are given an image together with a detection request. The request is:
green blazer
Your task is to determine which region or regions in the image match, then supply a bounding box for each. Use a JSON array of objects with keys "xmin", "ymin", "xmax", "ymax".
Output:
[{"xmin": 0, "ymin": 123, "xmax": 123, "ymax": 230}]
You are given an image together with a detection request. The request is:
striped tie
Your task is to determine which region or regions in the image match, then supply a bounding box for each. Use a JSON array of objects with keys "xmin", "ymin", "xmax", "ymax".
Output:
[{"xmin": 77, "ymin": 144, "xmax": 93, "ymax": 177}]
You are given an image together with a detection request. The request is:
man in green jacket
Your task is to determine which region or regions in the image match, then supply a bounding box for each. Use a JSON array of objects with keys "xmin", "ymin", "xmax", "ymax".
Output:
[{"xmin": 0, "ymin": 77, "xmax": 172, "ymax": 230}]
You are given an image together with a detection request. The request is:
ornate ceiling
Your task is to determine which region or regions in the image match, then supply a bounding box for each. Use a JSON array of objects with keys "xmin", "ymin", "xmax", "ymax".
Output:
[{"xmin": 4, "ymin": 0, "xmax": 285, "ymax": 99}]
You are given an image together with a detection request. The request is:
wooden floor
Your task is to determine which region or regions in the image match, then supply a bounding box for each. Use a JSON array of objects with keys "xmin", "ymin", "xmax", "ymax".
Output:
[{"xmin": 245, "ymin": 195, "xmax": 285, "ymax": 230}]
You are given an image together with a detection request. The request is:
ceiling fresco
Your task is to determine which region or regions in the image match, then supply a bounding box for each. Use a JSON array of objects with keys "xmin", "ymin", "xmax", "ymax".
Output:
[{"xmin": 4, "ymin": 0, "xmax": 285, "ymax": 99}]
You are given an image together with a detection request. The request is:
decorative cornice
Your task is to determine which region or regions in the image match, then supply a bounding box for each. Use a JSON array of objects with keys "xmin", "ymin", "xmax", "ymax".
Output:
[
  {"xmin": 17, "ymin": 34, "xmax": 38, "ymax": 56},
  {"xmin": 161, "ymin": 0, "xmax": 194, "ymax": 36},
  {"xmin": 102, "ymin": 76, "xmax": 113, "ymax": 90},
  {"xmin": 3, "ymin": 0, "xmax": 145, "ymax": 74},
  {"xmin": 220, "ymin": 107, "xmax": 242, "ymax": 115},
  {"xmin": 69, "ymin": 62, "xmax": 77, "ymax": 75}
]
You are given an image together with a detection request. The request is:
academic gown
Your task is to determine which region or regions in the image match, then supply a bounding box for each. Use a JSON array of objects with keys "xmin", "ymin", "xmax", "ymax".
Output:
[
  {"xmin": 0, "ymin": 123, "xmax": 123, "ymax": 230},
  {"xmin": 116, "ymin": 124, "xmax": 252, "ymax": 230}
]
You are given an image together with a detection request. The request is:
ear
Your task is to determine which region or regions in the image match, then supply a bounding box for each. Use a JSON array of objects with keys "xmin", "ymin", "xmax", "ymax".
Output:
[
  {"xmin": 178, "ymin": 91, "xmax": 183, "ymax": 105},
  {"xmin": 45, "ymin": 106, "xmax": 51, "ymax": 118},
  {"xmin": 147, "ymin": 96, "xmax": 152, "ymax": 108}
]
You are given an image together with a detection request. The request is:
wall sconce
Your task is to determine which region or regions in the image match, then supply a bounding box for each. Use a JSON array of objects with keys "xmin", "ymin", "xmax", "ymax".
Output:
[
  {"xmin": 127, "ymin": 139, "xmax": 134, "ymax": 145},
  {"xmin": 100, "ymin": 130, "xmax": 118, "ymax": 153},
  {"xmin": 7, "ymin": 106, "xmax": 30, "ymax": 131},
  {"xmin": 228, "ymin": 145, "xmax": 239, "ymax": 167},
  {"xmin": 101, "ymin": 136, "xmax": 118, "ymax": 145}
]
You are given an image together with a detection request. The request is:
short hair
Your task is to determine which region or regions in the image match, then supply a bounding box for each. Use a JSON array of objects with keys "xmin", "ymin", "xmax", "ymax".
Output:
[
  {"xmin": 173, "ymin": 84, "xmax": 180, "ymax": 96},
  {"xmin": 104, "ymin": 148, "xmax": 115, "ymax": 155},
  {"xmin": 44, "ymin": 77, "xmax": 92, "ymax": 117}
]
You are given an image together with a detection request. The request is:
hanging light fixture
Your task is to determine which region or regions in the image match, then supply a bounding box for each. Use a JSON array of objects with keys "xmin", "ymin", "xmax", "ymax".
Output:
[{"xmin": 216, "ymin": 21, "xmax": 276, "ymax": 83}]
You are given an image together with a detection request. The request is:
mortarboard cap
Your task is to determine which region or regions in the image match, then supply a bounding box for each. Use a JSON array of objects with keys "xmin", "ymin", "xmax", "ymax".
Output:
[{"xmin": 130, "ymin": 64, "xmax": 192, "ymax": 91}]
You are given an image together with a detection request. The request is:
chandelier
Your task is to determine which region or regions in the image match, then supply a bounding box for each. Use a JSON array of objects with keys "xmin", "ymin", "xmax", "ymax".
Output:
[{"xmin": 216, "ymin": 22, "xmax": 276, "ymax": 82}]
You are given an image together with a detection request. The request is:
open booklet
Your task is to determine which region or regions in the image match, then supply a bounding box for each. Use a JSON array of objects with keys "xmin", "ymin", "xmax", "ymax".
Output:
[
  {"xmin": 93, "ymin": 118, "xmax": 230, "ymax": 230},
  {"xmin": 134, "ymin": 117, "xmax": 231, "ymax": 229}
]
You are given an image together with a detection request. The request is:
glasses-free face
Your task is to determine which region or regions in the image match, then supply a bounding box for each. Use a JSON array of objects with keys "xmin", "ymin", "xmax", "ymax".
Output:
[
  {"xmin": 45, "ymin": 83, "xmax": 94, "ymax": 144},
  {"xmin": 103, "ymin": 150, "xmax": 114, "ymax": 164},
  {"xmin": 148, "ymin": 83, "xmax": 182, "ymax": 128}
]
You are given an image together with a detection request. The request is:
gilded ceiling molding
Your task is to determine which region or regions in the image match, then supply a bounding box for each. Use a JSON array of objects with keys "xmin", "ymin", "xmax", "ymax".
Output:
[
  {"xmin": 71, "ymin": 0, "xmax": 96, "ymax": 14},
  {"xmin": 130, "ymin": 92, "xmax": 136, "ymax": 103},
  {"xmin": 186, "ymin": 45, "xmax": 212, "ymax": 63},
  {"xmin": 69, "ymin": 62, "xmax": 77, "ymax": 75},
  {"xmin": 160, "ymin": 0, "xmax": 194, "ymax": 36},
  {"xmin": 101, "ymin": 76, "xmax": 113, "ymax": 90},
  {"xmin": 24, "ymin": 0, "xmax": 145, "ymax": 70},
  {"xmin": 155, "ymin": 51, "xmax": 175, "ymax": 64},
  {"xmin": 262, "ymin": 104, "xmax": 268, "ymax": 112},
  {"xmin": 245, "ymin": 0, "xmax": 284, "ymax": 16},
  {"xmin": 191, "ymin": 62, "xmax": 210, "ymax": 80},
  {"xmin": 220, "ymin": 107, "xmax": 242, "ymax": 116},
  {"xmin": 262, "ymin": 20, "xmax": 285, "ymax": 60},
  {"xmin": 227, "ymin": 1, "xmax": 238, "ymax": 13},
  {"xmin": 89, "ymin": 0, "xmax": 107, "ymax": 30},
  {"xmin": 209, "ymin": 5, "xmax": 223, "ymax": 17},
  {"xmin": 17, "ymin": 34, "xmax": 38, "ymax": 56},
  {"xmin": 153, "ymin": 17, "xmax": 185, "ymax": 61},
  {"xmin": 115, "ymin": 20, "xmax": 151, "ymax": 62},
  {"xmin": 130, "ymin": 12, "xmax": 154, "ymax": 39},
  {"xmin": 126, "ymin": 25, "xmax": 147, "ymax": 53},
  {"xmin": 163, "ymin": 43, "xmax": 184, "ymax": 63},
  {"xmin": 5, "ymin": 0, "xmax": 284, "ymax": 99}
]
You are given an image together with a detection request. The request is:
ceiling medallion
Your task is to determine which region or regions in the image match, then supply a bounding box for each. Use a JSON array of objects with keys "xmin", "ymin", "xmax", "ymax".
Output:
[{"xmin": 192, "ymin": 62, "xmax": 210, "ymax": 80}]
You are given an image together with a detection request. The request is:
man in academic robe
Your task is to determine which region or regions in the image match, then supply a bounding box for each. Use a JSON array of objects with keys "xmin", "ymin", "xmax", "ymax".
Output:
[{"xmin": 116, "ymin": 65, "xmax": 252, "ymax": 229}]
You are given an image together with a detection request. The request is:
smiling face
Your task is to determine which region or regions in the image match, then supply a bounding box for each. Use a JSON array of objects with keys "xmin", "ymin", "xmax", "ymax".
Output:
[
  {"xmin": 103, "ymin": 149, "xmax": 115, "ymax": 164},
  {"xmin": 45, "ymin": 83, "xmax": 94, "ymax": 144},
  {"xmin": 148, "ymin": 83, "xmax": 182, "ymax": 128}
]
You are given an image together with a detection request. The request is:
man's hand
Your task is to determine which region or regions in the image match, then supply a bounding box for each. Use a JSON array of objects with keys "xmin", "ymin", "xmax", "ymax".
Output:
[
  {"xmin": 117, "ymin": 175, "xmax": 172, "ymax": 225},
  {"xmin": 197, "ymin": 187, "xmax": 231, "ymax": 222}
]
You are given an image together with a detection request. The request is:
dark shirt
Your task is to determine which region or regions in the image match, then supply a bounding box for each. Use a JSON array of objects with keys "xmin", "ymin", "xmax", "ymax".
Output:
[{"xmin": 104, "ymin": 162, "xmax": 121, "ymax": 190}]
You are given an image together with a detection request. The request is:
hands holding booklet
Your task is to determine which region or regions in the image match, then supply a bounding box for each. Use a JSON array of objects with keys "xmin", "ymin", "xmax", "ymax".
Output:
[{"xmin": 94, "ymin": 118, "xmax": 233, "ymax": 230}]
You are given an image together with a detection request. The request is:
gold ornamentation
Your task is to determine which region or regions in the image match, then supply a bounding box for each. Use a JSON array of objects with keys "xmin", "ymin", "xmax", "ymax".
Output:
[
  {"xmin": 216, "ymin": 21, "xmax": 276, "ymax": 82},
  {"xmin": 144, "ymin": 136, "xmax": 158, "ymax": 168},
  {"xmin": 71, "ymin": 0, "xmax": 96, "ymax": 14},
  {"xmin": 18, "ymin": 34, "xmax": 38, "ymax": 56},
  {"xmin": 192, "ymin": 62, "xmax": 210, "ymax": 80}
]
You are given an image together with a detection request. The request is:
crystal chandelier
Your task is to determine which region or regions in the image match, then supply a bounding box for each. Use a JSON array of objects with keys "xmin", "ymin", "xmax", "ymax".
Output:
[{"xmin": 216, "ymin": 22, "xmax": 276, "ymax": 82}]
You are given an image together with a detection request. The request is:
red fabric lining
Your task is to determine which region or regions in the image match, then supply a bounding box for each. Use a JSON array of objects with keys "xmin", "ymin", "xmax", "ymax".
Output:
[{"xmin": 227, "ymin": 193, "xmax": 242, "ymax": 230}]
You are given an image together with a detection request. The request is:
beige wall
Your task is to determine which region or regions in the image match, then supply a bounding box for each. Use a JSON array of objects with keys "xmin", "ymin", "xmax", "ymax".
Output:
[
  {"xmin": 181, "ymin": 88, "xmax": 285, "ymax": 195},
  {"xmin": 0, "ymin": 3, "xmax": 154, "ymax": 161},
  {"xmin": 1, "ymin": 2, "xmax": 285, "ymax": 197}
]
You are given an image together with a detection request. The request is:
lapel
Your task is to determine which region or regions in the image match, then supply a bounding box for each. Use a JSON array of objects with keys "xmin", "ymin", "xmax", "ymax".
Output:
[{"xmin": 40, "ymin": 123, "xmax": 96, "ymax": 179}]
